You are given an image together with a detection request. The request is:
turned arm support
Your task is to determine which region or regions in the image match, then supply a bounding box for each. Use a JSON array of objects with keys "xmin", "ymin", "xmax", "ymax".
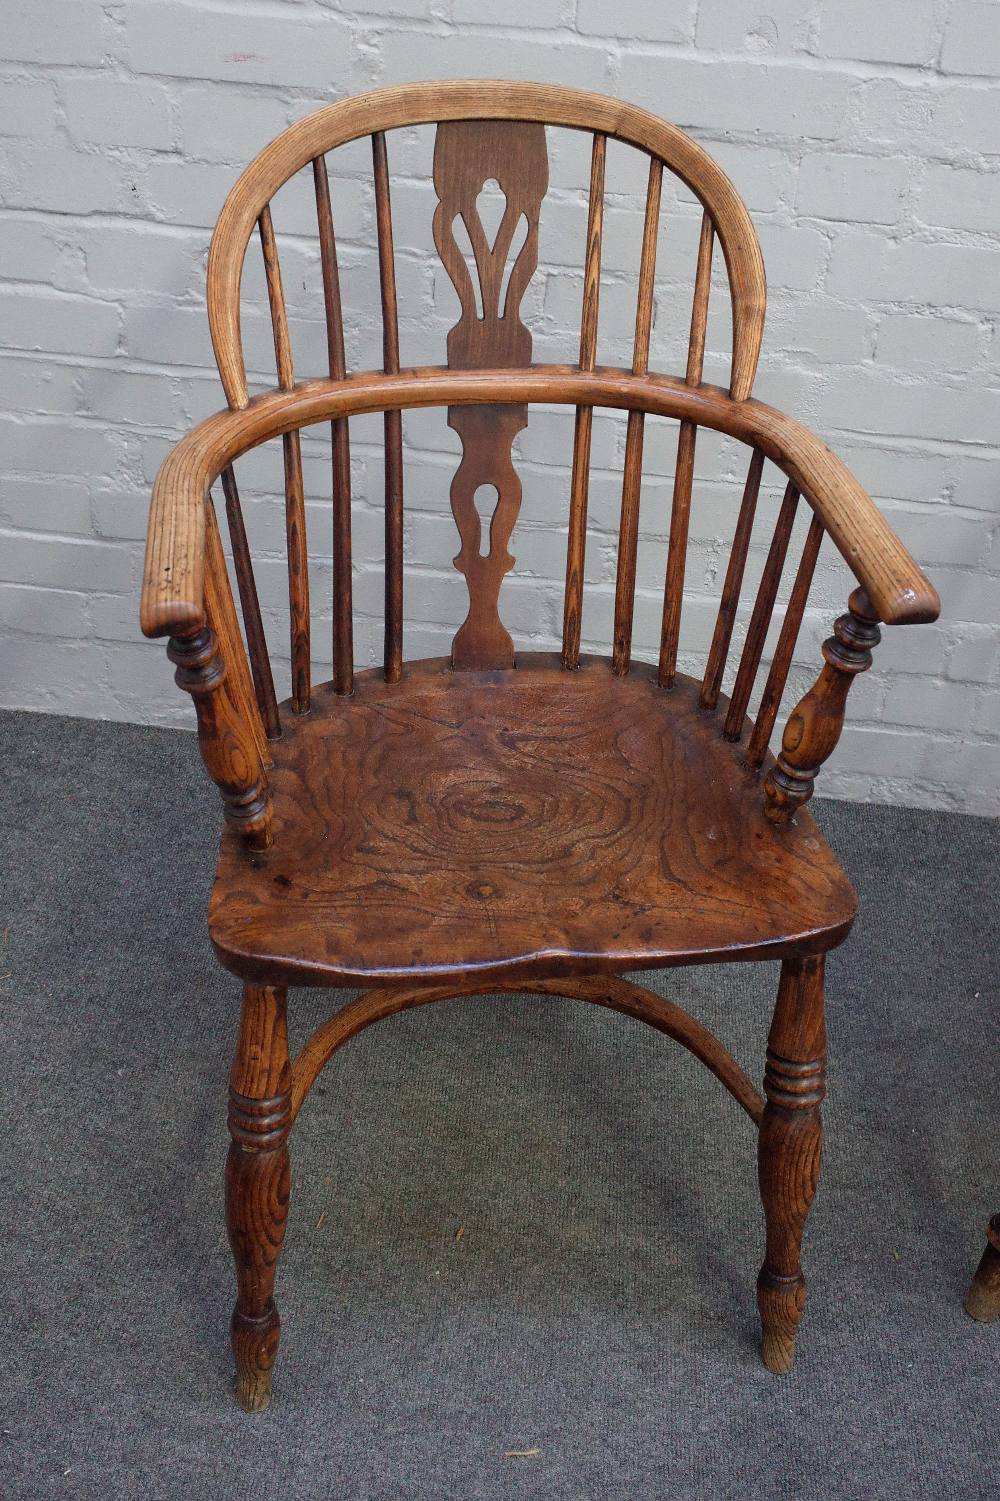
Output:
[
  {"xmin": 142, "ymin": 418, "xmax": 273, "ymax": 849},
  {"xmin": 166, "ymin": 625, "xmax": 272, "ymax": 850},
  {"xmin": 764, "ymin": 587, "xmax": 881, "ymax": 824}
]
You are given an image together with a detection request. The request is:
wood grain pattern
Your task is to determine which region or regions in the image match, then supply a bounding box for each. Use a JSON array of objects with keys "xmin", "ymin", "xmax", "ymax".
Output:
[
  {"xmin": 166, "ymin": 625, "xmax": 272, "ymax": 850},
  {"xmin": 226, "ymin": 982, "xmax": 291, "ymax": 1412},
  {"xmin": 203, "ymin": 496, "xmax": 270, "ymax": 771},
  {"xmin": 433, "ymin": 120, "xmax": 549, "ymax": 669},
  {"xmin": 373, "ymin": 130, "xmax": 404, "ymax": 685},
  {"xmin": 579, "ymin": 133, "xmax": 606, "ymax": 369},
  {"xmin": 610, "ymin": 404, "xmax": 645, "ymax": 677},
  {"xmin": 221, "ymin": 464, "xmax": 280, "ymax": 740},
  {"xmin": 966, "ymin": 1215, "xmax": 1000, "ymax": 1323},
  {"xmin": 207, "ymin": 82, "xmax": 765, "ymax": 409},
  {"xmin": 610, "ymin": 155, "xmax": 662, "ymax": 677},
  {"xmin": 139, "ymin": 367, "xmax": 940, "ymax": 647},
  {"xmin": 757, "ymin": 954, "xmax": 826, "ymax": 1373},
  {"xmin": 724, "ymin": 480, "xmax": 800, "ymax": 740},
  {"xmin": 288, "ymin": 973, "xmax": 764, "ymax": 1126},
  {"xmin": 563, "ymin": 133, "xmax": 606, "ymax": 670},
  {"xmin": 701, "ymin": 446, "xmax": 765, "ymax": 710},
  {"xmin": 258, "ymin": 203, "xmax": 311, "ymax": 710},
  {"xmin": 765, "ymin": 588, "xmax": 881, "ymax": 822},
  {"xmin": 658, "ymin": 215, "xmax": 715, "ymax": 692},
  {"xmin": 281, "ymin": 425, "xmax": 310, "ymax": 714},
  {"xmin": 313, "ymin": 153, "xmax": 354, "ymax": 695},
  {"xmin": 746, "ymin": 513, "xmax": 824, "ymax": 769},
  {"xmin": 257, "ymin": 204, "xmax": 294, "ymax": 391},
  {"xmin": 137, "ymin": 85, "xmax": 946, "ymax": 1411},
  {"xmin": 208, "ymin": 655, "xmax": 856, "ymax": 987}
]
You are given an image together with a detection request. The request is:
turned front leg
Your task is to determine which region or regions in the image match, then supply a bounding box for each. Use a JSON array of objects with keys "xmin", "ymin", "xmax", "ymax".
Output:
[
  {"xmin": 226, "ymin": 982, "xmax": 292, "ymax": 1412},
  {"xmin": 966, "ymin": 1215, "xmax": 1000, "ymax": 1323},
  {"xmin": 757, "ymin": 955, "xmax": 826, "ymax": 1373}
]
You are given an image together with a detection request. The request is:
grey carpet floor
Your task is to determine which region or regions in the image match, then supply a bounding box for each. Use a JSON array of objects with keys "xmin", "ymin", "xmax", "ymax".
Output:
[{"xmin": 1, "ymin": 707, "xmax": 997, "ymax": 1501}]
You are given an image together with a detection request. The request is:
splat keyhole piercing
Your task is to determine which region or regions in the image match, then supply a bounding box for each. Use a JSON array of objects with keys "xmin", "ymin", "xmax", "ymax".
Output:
[
  {"xmin": 475, "ymin": 177, "xmax": 507, "ymax": 251},
  {"xmin": 473, "ymin": 483, "xmax": 499, "ymax": 558}
]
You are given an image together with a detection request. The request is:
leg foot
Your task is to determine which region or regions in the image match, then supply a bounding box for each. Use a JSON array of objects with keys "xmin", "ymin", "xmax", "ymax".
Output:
[
  {"xmin": 231, "ymin": 1305, "xmax": 281, "ymax": 1412},
  {"xmin": 966, "ymin": 1216, "xmax": 1000, "ymax": 1324},
  {"xmin": 757, "ymin": 1269, "xmax": 805, "ymax": 1374},
  {"xmin": 225, "ymin": 983, "xmax": 292, "ymax": 1412},
  {"xmin": 757, "ymin": 956, "xmax": 826, "ymax": 1373}
]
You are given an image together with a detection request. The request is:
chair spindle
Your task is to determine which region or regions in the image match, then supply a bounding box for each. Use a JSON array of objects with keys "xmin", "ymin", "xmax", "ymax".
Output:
[
  {"xmin": 611, "ymin": 155, "xmax": 662, "ymax": 677},
  {"xmin": 221, "ymin": 464, "xmax": 280, "ymax": 740},
  {"xmin": 313, "ymin": 155, "xmax": 354, "ymax": 696},
  {"xmin": 258, "ymin": 204, "xmax": 310, "ymax": 712},
  {"xmin": 204, "ymin": 497, "xmax": 271, "ymax": 770},
  {"xmin": 563, "ymin": 132, "xmax": 606, "ymax": 670},
  {"xmin": 374, "ymin": 130, "xmax": 404, "ymax": 685},
  {"xmin": 724, "ymin": 480, "xmax": 799, "ymax": 741},
  {"xmin": 701, "ymin": 447, "xmax": 765, "ymax": 710},
  {"xmin": 659, "ymin": 211, "xmax": 714, "ymax": 688},
  {"xmin": 746, "ymin": 513, "xmax": 824, "ymax": 769}
]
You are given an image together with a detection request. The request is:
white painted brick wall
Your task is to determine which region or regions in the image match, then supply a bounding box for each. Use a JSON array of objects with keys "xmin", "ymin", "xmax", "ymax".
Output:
[{"xmin": 1, "ymin": 0, "xmax": 997, "ymax": 814}]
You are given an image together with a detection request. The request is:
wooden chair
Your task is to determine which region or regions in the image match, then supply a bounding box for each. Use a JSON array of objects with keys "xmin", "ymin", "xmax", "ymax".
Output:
[{"xmin": 139, "ymin": 82, "xmax": 940, "ymax": 1411}]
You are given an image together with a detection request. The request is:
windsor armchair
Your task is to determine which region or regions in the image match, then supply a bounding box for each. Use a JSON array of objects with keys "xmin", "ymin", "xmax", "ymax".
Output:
[{"xmin": 139, "ymin": 82, "xmax": 940, "ymax": 1412}]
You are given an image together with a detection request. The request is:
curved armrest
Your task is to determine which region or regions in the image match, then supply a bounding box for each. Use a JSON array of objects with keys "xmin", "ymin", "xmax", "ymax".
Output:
[
  {"xmin": 140, "ymin": 365, "xmax": 940, "ymax": 640},
  {"xmin": 723, "ymin": 393, "xmax": 939, "ymax": 626}
]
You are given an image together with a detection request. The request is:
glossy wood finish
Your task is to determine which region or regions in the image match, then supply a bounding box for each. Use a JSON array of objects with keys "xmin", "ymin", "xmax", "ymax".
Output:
[
  {"xmin": 747, "ymin": 513, "xmax": 824, "ymax": 769},
  {"xmin": 289, "ymin": 974, "xmax": 765, "ymax": 1127},
  {"xmin": 207, "ymin": 82, "xmax": 766, "ymax": 410},
  {"xmin": 373, "ymin": 130, "xmax": 404, "ymax": 685},
  {"xmin": 433, "ymin": 120, "xmax": 548, "ymax": 669},
  {"xmin": 226, "ymin": 982, "xmax": 291, "ymax": 1412},
  {"xmin": 564, "ymin": 133, "xmax": 606, "ymax": 670},
  {"xmin": 312, "ymin": 152, "xmax": 354, "ymax": 696},
  {"xmin": 220, "ymin": 464, "xmax": 280, "ymax": 740},
  {"xmin": 966, "ymin": 1216, "xmax": 1000, "ymax": 1323},
  {"xmin": 757, "ymin": 955, "xmax": 826, "ymax": 1372},
  {"xmin": 209, "ymin": 656, "xmax": 857, "ymax": 987},
  {"xmin": 140, "ymin": 365, "xmax": 939, "ymax": 645},
  {"xmin": 258, "ymin": 205, "xmax": 311, "ymax": 711},
  {"xmin": 659, "ymin": 212, "xmax": 714, "ymax": 689},
  {"xmin": 724, "ymin": 480, "xmax": 800, "ymax": 740},
  {"xmin": 166, "ymin": 625, "xmax": 272, "ymax": 850},
  {"xmin": 765, "ymin": 588, "xmax": 881, "ymax": 823},
  {"xmin": 610, "ymin": 153, "xmax": 660, "ymax": 677},
  {"xmin": 137, "ymin": 85, "xmax": 944, "ymax": 1406},
  {"xmin": 203, "ymin": 498, "xmax": 270, "ymax": 771},
  {"xmin": 701, "ymin": 447, "xmax": 765, "ymax": 711}
]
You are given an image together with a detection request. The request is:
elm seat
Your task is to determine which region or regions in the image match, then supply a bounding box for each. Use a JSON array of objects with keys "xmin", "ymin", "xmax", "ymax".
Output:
[
  {"xmin": 139, "ymin": 81, "xmax": 940, "ymax": 1412},
  {"xmin": 210, "ymin": 656, "xmax": 856, "ymax": 988}
]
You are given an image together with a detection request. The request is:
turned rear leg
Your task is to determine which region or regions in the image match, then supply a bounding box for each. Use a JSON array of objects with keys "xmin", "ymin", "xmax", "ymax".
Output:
[
  {"xmin": 225, "ymin": 982, "xmax": 292, "ymax": 1412},
  {"xmin": 757, "ymin": 955, "xmax": 826, "ymax": 1373},
  {"xmin": 966, "ymin": 1216, "xmax": 1000, "ymax": 1323}
]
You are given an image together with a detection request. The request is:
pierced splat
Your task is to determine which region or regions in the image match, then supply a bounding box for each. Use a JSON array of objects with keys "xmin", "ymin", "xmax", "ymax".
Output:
[{"xmin": 433, "ymin": 120, "xmax": 549, "ymax": 668}]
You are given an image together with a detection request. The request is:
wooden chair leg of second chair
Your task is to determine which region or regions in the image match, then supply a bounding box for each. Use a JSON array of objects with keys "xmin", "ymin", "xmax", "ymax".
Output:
[
  {"xmin": 966, "ymin": 1215, "xmax": 1000, "ymax": 1324},
  {"xmin": 757, "ymin": 955, "xmax": 827, "ymax": 1373},
  {"xmin": 225, "ymin": 982, "xmax": 293, "ymax": 1412}
]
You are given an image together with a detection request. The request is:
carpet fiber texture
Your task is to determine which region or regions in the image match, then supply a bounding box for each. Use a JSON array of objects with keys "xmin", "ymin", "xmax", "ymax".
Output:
[{"xmin": 1, "ymin": 708, "xmax": 996, "ymax": 1500}]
